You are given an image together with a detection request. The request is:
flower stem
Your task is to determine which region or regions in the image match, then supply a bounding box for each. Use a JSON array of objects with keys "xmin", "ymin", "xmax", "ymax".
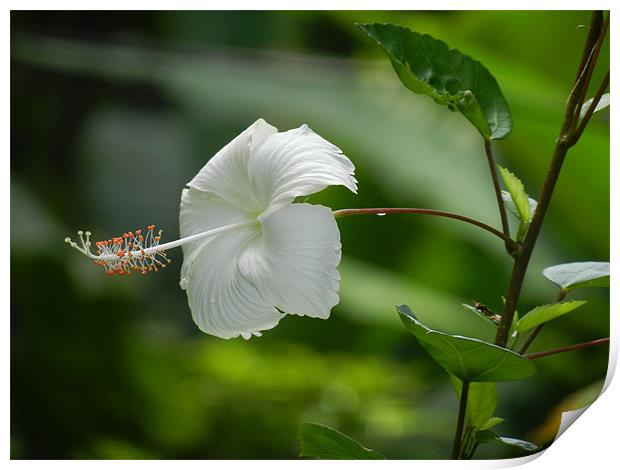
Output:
[
  {"xmin": 494, "ymin": 11, "xmax": 607, "ymax": 347},
  {"xmin": 333, "ymin": 207, "xmax": 516, "ymax": 248},
  {"xmin": 452, "ymin": 379, "xmax": 470, "ymax": 460},
  {"xmin": 525, "ymin": 337, "xmax": 609, "ymax": 360}
]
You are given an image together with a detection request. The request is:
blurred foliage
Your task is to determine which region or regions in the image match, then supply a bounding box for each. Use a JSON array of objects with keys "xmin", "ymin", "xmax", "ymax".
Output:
[{"xmin": 11, "ymin": 11, "xmax": 609, "ymax": 459}]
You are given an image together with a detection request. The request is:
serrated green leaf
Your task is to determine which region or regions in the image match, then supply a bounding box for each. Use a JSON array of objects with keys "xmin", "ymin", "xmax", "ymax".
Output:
[
  {"xmin": 543, "ymin": 262, "xmax": 610, "ymax": 292},
  {"xmin": 450, "ymin": 375, "xmax": 497, "ymax": 427},
  {"xmin": 358, "ymin": 23, "xmax": 512, "ymax": 140},
  {"xmin": 516, "ymin": 300, "xmax": 588, "ymax": 333},
  {"xmin": 478, "ymin": 416, "xmax": 505, "ymax": 431},
  {"xmin": 498, "ymin": 166, "xmax": 531, "ymax": 222},
  {"xmin": 298, "ymin": 423, "xmax": 385, "ymax": 460},
  {"xmin": 579, "ymin": 93, "xmax": 610, "ymax": 119},
  {"xmin": 475, "ymin": 430, "xmax": 538, "ymax": 453},
  {"xmin": 501, "ymin": 190, "xmax": 537, "ymax": 221},
  {"xmin": 397, "ymin": 305, "xmax": 536, "ymax": 382}
]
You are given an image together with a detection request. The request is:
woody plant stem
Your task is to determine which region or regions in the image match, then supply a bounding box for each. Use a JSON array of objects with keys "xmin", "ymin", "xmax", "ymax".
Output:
[{"xmin": 495, "ymin": 11, "xmax": 609, "ymax": 347}]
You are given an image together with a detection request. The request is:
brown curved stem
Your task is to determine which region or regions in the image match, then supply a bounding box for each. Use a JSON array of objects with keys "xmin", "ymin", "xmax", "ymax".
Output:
[
  {"xmin": 525, "ymin": 338, "xmax": 609, "ymax": 360},
  {"xmin": 333, "ymin": 207, "xmax": 516, "ymax": 248}
]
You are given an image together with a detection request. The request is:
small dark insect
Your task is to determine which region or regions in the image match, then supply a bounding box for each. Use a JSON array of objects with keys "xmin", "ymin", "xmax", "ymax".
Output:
[{"xmin": 473, "ymin": 301, "xmax": 502, "ymax": 325}]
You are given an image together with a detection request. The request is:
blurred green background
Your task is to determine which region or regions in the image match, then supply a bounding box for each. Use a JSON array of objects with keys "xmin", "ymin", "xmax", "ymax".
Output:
[{"xmin": 11, "ymin": 11, "xmax": 609, "ymax": 459}]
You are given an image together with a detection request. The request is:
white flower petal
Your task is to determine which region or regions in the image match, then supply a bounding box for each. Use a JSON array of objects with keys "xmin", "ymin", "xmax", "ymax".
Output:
[
  {"xmin": 178, "ymin": 120, "xmax": 355, "ymax": 338},
  {"xmin": 188, "ymin": 118, "xmax": 277, "ymax": 211},
  {"xmin": 182, "ymin": 224, "xmax": 284, "ymax": 339},
  {"xmin": 179, "ymin": 187, "xmax": 253, "ymax": 288},
  {"xmin": 239, "ymin": 203, "xmax": 342, "ymax": 319},
  {"xmin": 248, "ymin": 124, "xmax": 357, "ymax": 213}
]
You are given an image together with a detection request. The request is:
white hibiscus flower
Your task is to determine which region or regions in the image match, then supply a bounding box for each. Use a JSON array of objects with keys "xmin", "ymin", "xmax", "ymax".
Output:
[{"xmin": 66, "ymin": 118, "xmax": 357, "ymax": 339}]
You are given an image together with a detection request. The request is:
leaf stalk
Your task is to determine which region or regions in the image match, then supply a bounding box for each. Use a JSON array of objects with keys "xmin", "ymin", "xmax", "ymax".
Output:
[
  {"xmin": 483, "ymin": 139, "xmax": 512, "ymax": 254},
  {"xmin": 525, "ymin": 337, "xmax": 609, "ymax": 360}
]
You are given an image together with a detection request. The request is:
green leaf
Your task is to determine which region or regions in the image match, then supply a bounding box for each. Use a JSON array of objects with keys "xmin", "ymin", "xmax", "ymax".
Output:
[
  {"xmin": 543, "ymin": 262, "xmax": 610, "ymax": 292},
  {"xmin": 475, "ymin": 430, "xmax": 538, "ymax": 453},
  {"xmin": 450, "ymin": 375, "xmax": 497, "ymax": 427},
  {"xmin": 501, "ymin": 190, "xmax": 537, "ymax": 221},
  {"xmin": 478, "ymin": 416, "xmax": 504, "ymax": 431},
  {"xmin": 298, "ymin": 423, "xmax": 385, "ymax": 460},
  {"xmin": 516, "ymin": 301, "xmax": 588, "ymax": 332},
  {"xmin": 498, "ymin": 166, "xmax": 531, "ymax": 222},
  {"xmin": 579, "ymin": 93, "xmax": 610, "ymax": 119},
  {"xmin": 358, "ymin": 23, "xmax": 512, "ymax": 139},
  {"xmin": 397, "ymin": 305, "xmax": 536, "ymax": 382}
]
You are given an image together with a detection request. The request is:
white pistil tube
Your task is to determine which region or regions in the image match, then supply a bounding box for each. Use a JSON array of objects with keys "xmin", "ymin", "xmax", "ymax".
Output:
[{"xmin": 65, "ymin": 220, "xmax": 254, "ymax": 275}]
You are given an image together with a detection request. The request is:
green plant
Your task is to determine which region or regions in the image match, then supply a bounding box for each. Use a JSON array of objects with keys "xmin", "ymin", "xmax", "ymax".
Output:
[{"xmin": 299, "ymin": 11, "xmax": 609, "ymax": 460}]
